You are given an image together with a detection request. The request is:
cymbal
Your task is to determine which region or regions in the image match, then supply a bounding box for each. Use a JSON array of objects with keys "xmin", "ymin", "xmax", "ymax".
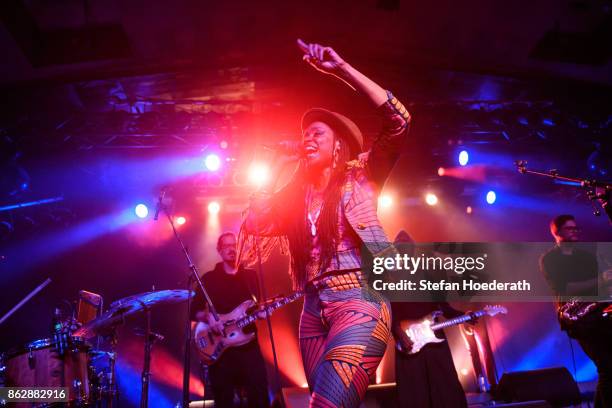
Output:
[{"xmin": 74, "ymin": 289, "xmax": 194, "ymax": 337}]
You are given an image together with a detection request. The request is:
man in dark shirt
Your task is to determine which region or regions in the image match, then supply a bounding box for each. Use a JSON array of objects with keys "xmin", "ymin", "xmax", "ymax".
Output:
[
  {"xmin": 540, "ymin": 215, "xmax": 598, "ymax": 302},
  {"xmin": 191, "ymin": 232, "xmax": 269, "ymax": 408},
  {"xmin": 540, "ymin": 214, "xmax": 610, "ymax": 408}
]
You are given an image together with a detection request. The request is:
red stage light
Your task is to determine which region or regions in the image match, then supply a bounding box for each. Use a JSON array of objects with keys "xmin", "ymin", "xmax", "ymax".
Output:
[
  {"xmin": 425, "ymin": 193, "xmax": 438, "ymax": 206},
  {"xmin": 248, "ymin": 163, "xmax": 270, "ymax": 187}
]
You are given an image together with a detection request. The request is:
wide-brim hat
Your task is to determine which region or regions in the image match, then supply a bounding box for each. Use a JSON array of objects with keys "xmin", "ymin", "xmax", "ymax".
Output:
[{"xmin": 301, "ymin": 108, "xmax": 363, "ymax": 158}]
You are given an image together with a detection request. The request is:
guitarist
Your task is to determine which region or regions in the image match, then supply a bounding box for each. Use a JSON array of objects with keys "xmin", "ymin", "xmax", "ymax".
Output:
[
  {"xmin": 190, "ymin": 231, "xmax": 269, "ymax": 408},
  {"xmin": 391, "ymin": 230, "xmax": 470, "ymax": 408},
  {"xmin": 540, "ymin": 215, "xmax": 611, "ymax": 408}
]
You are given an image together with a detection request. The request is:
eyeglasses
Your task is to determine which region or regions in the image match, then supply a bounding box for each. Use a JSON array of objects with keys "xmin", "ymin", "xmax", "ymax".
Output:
[{"xmin": 561, "ymin": 226, "xmax": 580, "ymax": 232}]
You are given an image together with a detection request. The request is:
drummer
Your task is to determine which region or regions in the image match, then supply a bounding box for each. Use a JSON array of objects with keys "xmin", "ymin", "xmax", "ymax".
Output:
[{"xmin": 190, "ymin": 231, "xmax": 270, "ymax": 408}]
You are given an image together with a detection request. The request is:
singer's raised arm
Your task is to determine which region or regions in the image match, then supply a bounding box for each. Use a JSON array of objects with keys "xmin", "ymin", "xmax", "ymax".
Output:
[{"xmin": 296, "ymin": 39, "xmax": 411, "ymax": 188}]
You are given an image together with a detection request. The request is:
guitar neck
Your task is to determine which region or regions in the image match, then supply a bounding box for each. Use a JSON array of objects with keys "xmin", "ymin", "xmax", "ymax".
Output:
[
  {"xmin": 430, "ymin": 309, "xmax": 486, "ymax": 331},
  {"xmin": 237, "ymin": 293, "xmax": 301, "ymax": 328}
]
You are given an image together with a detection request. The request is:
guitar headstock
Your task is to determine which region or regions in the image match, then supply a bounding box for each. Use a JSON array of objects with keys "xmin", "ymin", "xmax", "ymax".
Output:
[{"xmin": 483, "ymin": 305, "xmax": 508, "ymax": 316}]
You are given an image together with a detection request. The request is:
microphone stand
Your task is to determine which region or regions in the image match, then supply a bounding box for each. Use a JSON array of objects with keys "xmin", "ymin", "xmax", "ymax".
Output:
[
  {"xmin": 156, "ymin": 200, "xmax": 219, "ymax": 408},
  {"xmin": 516, "ymin": 160, "xmax": 612, "ymax": 224},
  {"xmin": 247, "ymin": 154, "xmax": 300, "ymax": 397},
  {"xmin": 252, "ymin": 214, "xmax": 282, "ymax": 396}
]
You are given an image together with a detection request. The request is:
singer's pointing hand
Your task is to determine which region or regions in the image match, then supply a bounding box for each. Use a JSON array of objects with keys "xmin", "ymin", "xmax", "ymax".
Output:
[{"xmin": 297, "ymin": 39, "xmax": 346, "ymax": 76}]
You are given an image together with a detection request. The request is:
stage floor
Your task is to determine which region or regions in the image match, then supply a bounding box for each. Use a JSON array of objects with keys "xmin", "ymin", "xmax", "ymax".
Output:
[{"xmin": 188, "ymin": 380, "xmax": 598, "ymax": 408}]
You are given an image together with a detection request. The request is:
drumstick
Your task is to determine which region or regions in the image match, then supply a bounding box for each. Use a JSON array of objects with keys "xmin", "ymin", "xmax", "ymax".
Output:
[{"xmin": 0, "ymin": 278, "xmax": 52, "ymax": 326}]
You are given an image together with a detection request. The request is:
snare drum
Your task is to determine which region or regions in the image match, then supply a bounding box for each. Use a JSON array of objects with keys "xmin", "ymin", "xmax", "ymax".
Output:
[{"xmin": 3, "ymin": 336, "xmax": 90, "ymax": 407}]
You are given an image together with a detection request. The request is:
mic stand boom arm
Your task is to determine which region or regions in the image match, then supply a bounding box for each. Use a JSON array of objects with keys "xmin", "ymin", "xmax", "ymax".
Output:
[{"xmin": 515, "ymin": 160, "xmax": 612, "ymax": 223}]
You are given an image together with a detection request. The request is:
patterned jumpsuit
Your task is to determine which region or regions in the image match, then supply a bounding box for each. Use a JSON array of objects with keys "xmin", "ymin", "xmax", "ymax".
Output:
[{"xmin": 299, "ymin": 93, "xmax": 410, "ymax": 407}]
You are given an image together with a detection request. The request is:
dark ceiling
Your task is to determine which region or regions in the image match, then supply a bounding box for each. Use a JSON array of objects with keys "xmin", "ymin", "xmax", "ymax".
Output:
[
  {"xmin": 0, "ymin": 0, "xmax": 610, "ymax": 217},
  {"xmin": 1, "ymin": 0, "xmax": 611, "ymax": 87}
]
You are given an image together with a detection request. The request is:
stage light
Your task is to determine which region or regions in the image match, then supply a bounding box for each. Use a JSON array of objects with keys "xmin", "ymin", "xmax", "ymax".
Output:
[
  {"xmin": 207, "ymin": 201, "xmax": 220, "ymax": 215},
  {"xmin": 248, "ymin": 163, "xmax": 270, "ymax": 187},
  {"xmin": 458, "ymin": 150, "xmax": 469, "ymax": 166},
  {"xmin": 204, "ymin": 154, "xmax": 221, "ymax": 171},
  {"xmin": 134, "ymin": 204, "xmax": 148, "ymax": 218},
  {"xmin": 176, "ymin": 216, "xmax": 186, "ymax": 225},
  {"xmin": 425, "ymin": 193, "xmax": 438, "ymax": 206},
  {"xmin": 437, "ymin": 167, "xmax": 445, "ymax": 176},
  {"xmin": 466, "ymin": 206, "xmax": 473, "ymax": 214},
  {"xmin": 542, "ymin": 118, "xmax": 554, "ymax": 126},
  {"xmin": 486, "ymin": 190, "xmax": 496, "ymax": 205},
  {"xmin": 378, "ymin": 194, "xmax": 393, "ymax": 209},
  {"xmin": 220, "ymin": 140, "xmax": 229, "ymax": 149}
]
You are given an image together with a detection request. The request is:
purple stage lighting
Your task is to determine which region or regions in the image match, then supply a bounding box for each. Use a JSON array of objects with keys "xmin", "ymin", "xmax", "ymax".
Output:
[{"xmin": 135, "ymin": 204, "xmax": 149, "ymax": 218}]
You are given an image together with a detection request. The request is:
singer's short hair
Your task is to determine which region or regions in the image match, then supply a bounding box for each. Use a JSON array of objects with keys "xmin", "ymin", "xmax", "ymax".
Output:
[
  {"xmin": 550, "ymin": 214, "xmax": 575, "ymax": 235},
  {"xmin": 216, "ymin": 231, "xmax": 236, "ymax": 251}
]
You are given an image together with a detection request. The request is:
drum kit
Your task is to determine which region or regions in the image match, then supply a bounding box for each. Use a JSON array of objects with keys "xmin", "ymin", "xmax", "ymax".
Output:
[{"xmin": 1, "ymin": 289, "xmax": 193, "ymax": 407}]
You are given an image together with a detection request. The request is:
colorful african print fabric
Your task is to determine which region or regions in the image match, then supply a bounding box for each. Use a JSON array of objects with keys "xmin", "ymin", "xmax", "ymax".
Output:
[{"xmin": 299, "ymin": 273, "xmax": 391, "ymax": 408}]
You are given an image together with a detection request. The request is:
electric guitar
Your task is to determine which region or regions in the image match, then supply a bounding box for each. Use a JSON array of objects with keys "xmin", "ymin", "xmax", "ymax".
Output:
[
  {"xmin": 194, "ymin": 292, "xmax": 302, "ymax": 365},
  {"xmin": 558, "ymin": 299, "xmax": 611, "ymax": 336},
  {"xmin": 396, "ymin": 305, "xmax": 507, "ymax": 355}
]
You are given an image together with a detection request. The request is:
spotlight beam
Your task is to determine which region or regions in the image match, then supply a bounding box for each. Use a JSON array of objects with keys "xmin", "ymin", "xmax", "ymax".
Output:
[{"xmin": 0, "ymin": 196, "xmax": 64, "ymax": 212}]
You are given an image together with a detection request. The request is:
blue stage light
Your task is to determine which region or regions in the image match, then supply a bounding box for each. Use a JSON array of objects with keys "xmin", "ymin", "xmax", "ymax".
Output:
[
  {"xmin": 204, "ymin": 154, "xmax": 221, "ymax": 171},
  {"xmin": 458, "ymin": 150, "xmax": 469, "ymax": 166},
  {"xmin": 486, "ymin": 191, "xmax": 496, "ymax": 205},
  {"xmin": 135, "ymin": 204, "xmax": 149, "ymax": 218},
  {"xmin": 542, "ymin": 118, "xmax": 554, "ymax": 126}
]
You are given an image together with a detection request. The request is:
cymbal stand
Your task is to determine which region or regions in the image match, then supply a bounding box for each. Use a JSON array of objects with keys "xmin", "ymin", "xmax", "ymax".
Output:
[
  {"xmin": 108, "ymin": 330, "xmax": 118, "ymax": 408},
  {"xmin": 140, "ymin": 304, "xmax": 151, "ymax": 408},
  {"xmin": 140, "ymin": 304, "xmax": 164, "ymax": 408}
]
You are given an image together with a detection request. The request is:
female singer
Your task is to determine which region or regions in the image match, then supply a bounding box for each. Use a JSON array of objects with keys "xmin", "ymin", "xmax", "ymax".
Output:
[{"xmin": 239, "ymin": 39, "xmax": 411, "ymax": 407}]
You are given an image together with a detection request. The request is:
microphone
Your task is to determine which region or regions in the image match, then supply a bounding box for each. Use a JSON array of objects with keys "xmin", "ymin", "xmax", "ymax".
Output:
[
  {"xmin": 153, "ymin": 189, "xmax": 166, "ymax": 221},
  {"xmin": 261, "ymin": 141, "xmax": 304, "ymax": 156}
]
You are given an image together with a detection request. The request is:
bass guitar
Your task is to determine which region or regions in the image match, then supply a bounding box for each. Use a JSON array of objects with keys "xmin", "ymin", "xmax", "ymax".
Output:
[
  {"xmin": 194, "ymin": 292, "xmax": 302, "ymax": 365},
  {"xmin": 558, "ymin": 299, "xmax": 611, "ymax": 338},
  {"xmin": 396, "ymin": 305, "xmax": 507, "ymax": 355}
]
